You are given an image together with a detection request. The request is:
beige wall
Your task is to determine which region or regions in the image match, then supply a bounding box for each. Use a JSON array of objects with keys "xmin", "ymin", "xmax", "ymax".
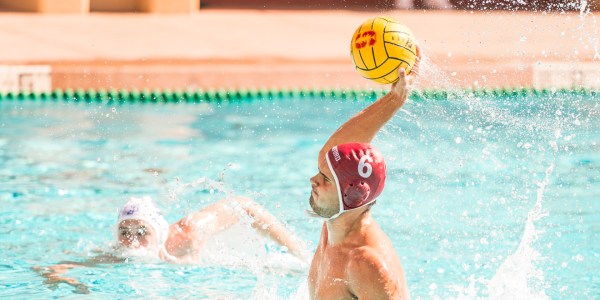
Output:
[
  {"xmin": 0, "ymin": 0, "xmax": 200, "ymax": 13},
  {"xmin": 0, "ymin": 0, "xmax": 89, "ymax": 13},
  {"xmin": 0, "ymin": 0, "xmax": 596, "ymax": 12},
  {"xmin": 0, "ymin": 0, "xmax": 38, "ymax": 12},
  {"xmin": 90, "ymin": 0, "xmax": 137, "ymax": 12},
  {"xmin": 38, "ymin": 0, "xmax": 89, "ymax": 13},
  {"xmin": 137, "ymin": 0, "xmax": 199, "ymax": 13}
]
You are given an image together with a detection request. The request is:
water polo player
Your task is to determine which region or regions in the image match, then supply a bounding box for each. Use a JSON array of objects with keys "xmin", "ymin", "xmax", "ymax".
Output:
[
  {"xmin": 34, "ymin": 196, "xmax": 307, "ymax": 293},
  {"xmin": 307, "ymin": 49, "xmax": 421, "ymax": 299},
  {"xmin": 115, "ymin": 196, "xmax": 169, "ymax": 253}
]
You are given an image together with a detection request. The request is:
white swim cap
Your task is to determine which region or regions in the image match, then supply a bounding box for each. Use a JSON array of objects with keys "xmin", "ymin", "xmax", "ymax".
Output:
[{"xmin": 117, "ymin": 196, "xmax": 169, "ymax": 247}]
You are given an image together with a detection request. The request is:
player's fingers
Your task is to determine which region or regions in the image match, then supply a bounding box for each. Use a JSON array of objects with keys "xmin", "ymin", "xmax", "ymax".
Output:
[
  {"xmin": 409, "ymin": 44, "xmax": 423, "ymax": 77},
  {"xmin": 406, "ymin": 75, "xmax": 415, "ymax": 87},
  {"xmin": 410, "ymin": 60, "xmax": 420, "ymax": 77},
  {"xmin": 397, "ymin": 67, "xmax": 407, "ymax": 83},
  {"xmin": 394, "ymin": 68, "xmax": 407, "ymax": 92}
]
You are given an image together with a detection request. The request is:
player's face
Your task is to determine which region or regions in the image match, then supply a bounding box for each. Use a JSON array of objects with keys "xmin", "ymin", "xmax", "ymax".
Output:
[
  {"xmin": 309, "ymin": 169, "xmax": 340, "ymax": 218},
  {"xmin": 118, "ymin": 219, "xmax": 157, "ymax": 249}
]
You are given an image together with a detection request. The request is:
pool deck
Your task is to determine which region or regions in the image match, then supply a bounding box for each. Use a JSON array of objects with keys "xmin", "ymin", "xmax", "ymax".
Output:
[{"xmin": 0, "ymin": 9, "xmax": 598, "ymax": 91}]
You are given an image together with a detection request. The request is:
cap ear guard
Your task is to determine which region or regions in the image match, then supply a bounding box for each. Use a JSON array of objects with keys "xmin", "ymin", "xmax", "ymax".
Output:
[{"xmin": 342, "ymin": 179, "xmax": 371, "ymax": 209}]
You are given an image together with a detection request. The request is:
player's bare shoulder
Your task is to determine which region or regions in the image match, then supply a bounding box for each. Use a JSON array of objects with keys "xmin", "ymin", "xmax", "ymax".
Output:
[
  {"xmin": 347, "ymin": 246, "xmax": 393, "ymax": 280},
  {"xmin": 346, "ymin": 245, "xmax": 408, "ymax": 299}
]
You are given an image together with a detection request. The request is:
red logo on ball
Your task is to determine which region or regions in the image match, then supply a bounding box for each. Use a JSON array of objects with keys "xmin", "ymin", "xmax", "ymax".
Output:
[{"xmin": 355, "ymin": 30, "xmax": 376, "ymax": 49}]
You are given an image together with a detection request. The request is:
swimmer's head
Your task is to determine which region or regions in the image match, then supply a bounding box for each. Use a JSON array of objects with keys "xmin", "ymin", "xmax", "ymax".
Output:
[
  {"xmin": 116, "ymin": 196, "xmax": 169, "ymax": 249},
  {"xmin": 310, "ymin": 143, "xmax": 386, "ymax": 219}
]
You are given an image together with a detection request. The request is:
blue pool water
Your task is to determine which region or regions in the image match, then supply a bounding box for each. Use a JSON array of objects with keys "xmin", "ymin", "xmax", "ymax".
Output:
[{"xmin": 0, "ymin": 92, "xmax": 598, "ymax": 299}]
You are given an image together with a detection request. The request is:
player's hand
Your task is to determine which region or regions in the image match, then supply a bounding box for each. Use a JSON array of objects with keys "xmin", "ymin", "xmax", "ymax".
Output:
[{"xmin": 390, "ymin": 44, "xmax": 421, "ymax": 102}]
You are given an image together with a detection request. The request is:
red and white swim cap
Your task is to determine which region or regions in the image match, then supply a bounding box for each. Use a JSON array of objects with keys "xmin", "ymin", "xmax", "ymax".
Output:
[{"xmin": 325, "ymin": 143, "xmax": 386, "ymax": 218}]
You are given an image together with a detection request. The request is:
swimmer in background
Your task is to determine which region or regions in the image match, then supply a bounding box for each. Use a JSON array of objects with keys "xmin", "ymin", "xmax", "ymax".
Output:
[
  {"xmin": 307, "ymin": 47, "xmax": 421, "ymax": 299},
  {"xmin": 34, "ymin": 196, "xmax": 308, "ymax": 294}
]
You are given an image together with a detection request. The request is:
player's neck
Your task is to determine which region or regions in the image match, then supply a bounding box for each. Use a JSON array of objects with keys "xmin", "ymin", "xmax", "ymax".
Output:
[{"xmin": 325, "ymin": 208, "xmax": 371, "ymax": 245}]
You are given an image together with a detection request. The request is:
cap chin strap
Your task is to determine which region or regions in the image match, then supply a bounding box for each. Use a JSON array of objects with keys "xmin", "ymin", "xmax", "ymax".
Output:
[{"xmin": 324, "ymin": 153, "xmax": 345, "ymax": 220}]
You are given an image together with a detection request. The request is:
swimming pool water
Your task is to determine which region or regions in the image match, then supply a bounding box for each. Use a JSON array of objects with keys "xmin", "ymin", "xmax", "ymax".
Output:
[{"xmin": 0, "ymin": 92, "xmax": 598, "ymax": 299}]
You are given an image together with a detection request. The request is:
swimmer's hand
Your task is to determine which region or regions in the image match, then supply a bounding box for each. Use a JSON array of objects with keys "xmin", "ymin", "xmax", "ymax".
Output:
[
  {"xmin": 32, "ymin": 264, "xmax": 90, "ymax": 294},
  {"xmin": 390, "ymin": 44, "xmax": 421, "ymax": 102}
]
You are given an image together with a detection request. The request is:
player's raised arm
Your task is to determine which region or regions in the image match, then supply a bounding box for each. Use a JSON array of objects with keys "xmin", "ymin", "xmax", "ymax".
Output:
[
  {"xmin": 163, "ymin": 197, "xmax": 308, "ymax": 261},
  {"xmin": 318, "ymin": 51, "xmax": 420, "ymax": 177}
]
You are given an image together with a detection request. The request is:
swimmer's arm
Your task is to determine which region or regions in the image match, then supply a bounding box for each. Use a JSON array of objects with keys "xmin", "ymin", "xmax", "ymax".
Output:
[
  {"xmin": 233, "ymin": 197, "xmax": 309, "ymax": 260},
  {"xmin": 318, "ymin": 47, "xmax": 421, "ymax": 177},
  {"xmin": 347, "ymin": 248, "xmax": 404, "ymax": 300},
  {"xmin": 32, "ymin": 263, "xmax": 90, "ymax": 294},
  {"xmin": 32, "ymin": 255, "xmax": 124, "ymax": 294},
  {"xmin": 164, "ymin": 197, "xmax": 242, "ymax": 258},
  {"xmin": 165, "ymin": 197, "xmax": 308, "ymax": 261}
]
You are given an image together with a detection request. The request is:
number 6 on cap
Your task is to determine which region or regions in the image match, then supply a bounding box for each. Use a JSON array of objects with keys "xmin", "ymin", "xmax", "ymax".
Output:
[{"xmin": 358, "ymin": 155, "xmax": 373, "ymax": 178}]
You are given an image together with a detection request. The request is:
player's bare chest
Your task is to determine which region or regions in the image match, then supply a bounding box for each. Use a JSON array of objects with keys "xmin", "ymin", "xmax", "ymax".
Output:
[{"xmin": 309, "ymin": 246, "xmax": 355, "ymax": 299}]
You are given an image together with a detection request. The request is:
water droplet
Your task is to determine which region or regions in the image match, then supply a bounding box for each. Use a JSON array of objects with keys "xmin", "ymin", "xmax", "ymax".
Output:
[
  {"xmin": 555, "ymin": 129, "xmax": 562, "ymax": 138},
  {"xmin": 455, "ymin": 137, "xmax": 462, "ymax": 144}
]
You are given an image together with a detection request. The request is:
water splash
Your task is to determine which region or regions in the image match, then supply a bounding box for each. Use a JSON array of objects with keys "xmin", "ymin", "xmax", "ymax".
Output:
[
  {"xmin": 579, "ymin": 0, "xmax": 588, "ymax": 15},
  {"xmin": 577, "ymin": 1, "xmax": 600, "ymax": 60},
  {"xmin": 486, "ymin": 152, "xmax": 555, "ymax": 300},
  {"xmin": 166, "ymin": 163, "xmax": 238, "ymax": 205},
  {"xmin": 448, "ymin": 148, "xmax": 556, "ymax": 300},
  {"xmin": 414, "ymin": 49, "xmax": 459, "ymax": 92}
]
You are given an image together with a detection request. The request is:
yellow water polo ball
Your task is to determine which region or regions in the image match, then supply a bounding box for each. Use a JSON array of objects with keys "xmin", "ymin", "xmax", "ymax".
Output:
[{"xmin": 350, "ymin": 16, "xmax": 417, "ymax": 84}]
